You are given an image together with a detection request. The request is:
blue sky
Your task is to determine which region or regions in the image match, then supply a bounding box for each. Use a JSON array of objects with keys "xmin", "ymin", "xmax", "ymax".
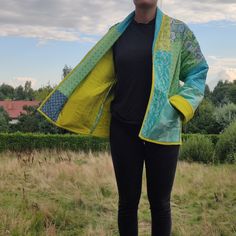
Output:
[{"xmin": 0, "ymin": 0, "xmax": 236, "ymax": 91}]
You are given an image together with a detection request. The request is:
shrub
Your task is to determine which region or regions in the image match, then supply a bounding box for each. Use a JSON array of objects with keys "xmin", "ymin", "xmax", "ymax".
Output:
[
  {"xmin": 215, "ymin": 120, "xmax": 236, "ymax": 164},
  {"xmin": 179, "ymin": 134, "xmax": 215, "ymax": 164},
  {"xmin": 213, "ymin": 102, "xmax": 236, "ymax": 133}
]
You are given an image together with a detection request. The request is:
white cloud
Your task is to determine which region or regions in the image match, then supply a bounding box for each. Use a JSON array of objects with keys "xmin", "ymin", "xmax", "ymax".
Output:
[
  {"xmin": 206, "ymin": 55, "xmax": 236, "ymax": 90},
  {"xmin": 162, "ymin": 0, "xmax": 236, "ymax": 24},
  {"xmin": 0, "ymin": 24, "xmax": 98, "ymax": 43},
  {"xmin": 0, "ymin": 0, "xmax": 131, "ymax": 42},
  {"xmin": 8, "ymin": 77, "xmax": 38, "ymax": 89},
  {"xmin": 0, "ymin": 0, "xmax": 235, "ymax": 42}
]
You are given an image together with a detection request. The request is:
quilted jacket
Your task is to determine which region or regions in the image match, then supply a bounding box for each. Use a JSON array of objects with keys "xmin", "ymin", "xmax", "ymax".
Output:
[{"xmin": 37, "ymin": 7, "xmax": 209, "ymax": 145}]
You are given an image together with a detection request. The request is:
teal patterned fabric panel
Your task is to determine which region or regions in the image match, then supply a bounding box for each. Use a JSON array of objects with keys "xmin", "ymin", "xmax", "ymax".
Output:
[
  {"xmin": 147, "ymin": 99, "xmax": 182, "ymax": 142},
  {"xmin": 176, "ymin": 61, "xmax": 209, "ymax": 111},
  {"xmin": 141, "ymin": 50, "xmax": 182, "ymax": 142},
  {"xmin": 141, "ymin": 50, "xmax": 172, "ymax": 137}
]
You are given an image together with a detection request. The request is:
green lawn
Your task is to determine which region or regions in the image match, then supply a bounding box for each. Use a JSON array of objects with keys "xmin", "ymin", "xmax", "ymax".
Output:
[{"xmin": 0, "ymin": 149, "xmax": 235, "ymax": 236}]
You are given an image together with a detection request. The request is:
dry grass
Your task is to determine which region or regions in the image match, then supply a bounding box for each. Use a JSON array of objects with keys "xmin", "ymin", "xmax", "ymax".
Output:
[{"xmin": 0, "ymin": 149, "xmax": 235, "ymax": 236}]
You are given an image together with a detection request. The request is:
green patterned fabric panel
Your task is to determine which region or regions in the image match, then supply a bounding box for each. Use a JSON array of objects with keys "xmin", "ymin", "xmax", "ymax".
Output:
[{"xmin": 180, "ymin": 23, "xmax": 207, "ymax": 79}]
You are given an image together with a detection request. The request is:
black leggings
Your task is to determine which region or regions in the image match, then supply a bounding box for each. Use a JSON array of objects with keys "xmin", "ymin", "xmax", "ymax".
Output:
[{"xmin": 109, "ymin": 115, "xmax": 180, "ymax": 236}]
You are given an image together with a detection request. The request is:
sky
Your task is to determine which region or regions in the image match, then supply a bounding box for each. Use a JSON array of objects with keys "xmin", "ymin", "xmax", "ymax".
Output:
[{"xmin": 0, "ymin": 0, "xmax": 236, "ymax": 91}]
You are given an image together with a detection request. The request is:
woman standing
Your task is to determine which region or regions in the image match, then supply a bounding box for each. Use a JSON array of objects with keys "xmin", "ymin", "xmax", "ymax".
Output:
[
  {"xmin": 109, "ymin": 1, "xmax": 206, "ymax": 236},
  {"xmin": 109, "ymin": 1, "xmax": 179, "ymax": 235},
  {"xmin": 37, "ymin": 0, "xmax": 209, "ymax": 235}
]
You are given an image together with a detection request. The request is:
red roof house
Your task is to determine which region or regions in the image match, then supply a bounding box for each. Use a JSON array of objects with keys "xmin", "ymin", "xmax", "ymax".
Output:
[{"xmin": 0, "ymin": 100, "xmax": 40, "ymax": 119}]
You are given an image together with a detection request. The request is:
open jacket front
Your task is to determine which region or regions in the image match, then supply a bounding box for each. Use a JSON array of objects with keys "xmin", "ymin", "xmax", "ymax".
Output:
[{"xmin": 37, "ymin": 7, "xmax": 209, "ymax": 145}]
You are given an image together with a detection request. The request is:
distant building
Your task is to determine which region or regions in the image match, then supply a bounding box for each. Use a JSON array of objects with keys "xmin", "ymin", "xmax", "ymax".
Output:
[{"xmin": 0, "ymin": 100, "xmax": 40, "ymax": 124}]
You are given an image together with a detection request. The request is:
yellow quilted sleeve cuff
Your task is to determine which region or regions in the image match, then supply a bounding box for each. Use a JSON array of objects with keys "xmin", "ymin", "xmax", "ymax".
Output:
[{"xmin": 169, "ymin": 94, "xmax": 194, "ymax": 124}]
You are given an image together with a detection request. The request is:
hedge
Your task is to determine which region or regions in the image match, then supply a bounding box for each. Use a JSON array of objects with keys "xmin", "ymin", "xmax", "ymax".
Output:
[
  {"xmin": 0, "ymin": 131, "xmax": 109, "ymax": 153},
  {"xmin": 0, "ymin": 131, "xmax": 219, "ymax": 153}
]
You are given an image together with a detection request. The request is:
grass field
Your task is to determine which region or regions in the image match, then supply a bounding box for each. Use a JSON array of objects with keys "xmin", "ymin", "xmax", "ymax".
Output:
[{"xmin": 0, "ymin": 149, "xmax": 235, "ymax": 236}]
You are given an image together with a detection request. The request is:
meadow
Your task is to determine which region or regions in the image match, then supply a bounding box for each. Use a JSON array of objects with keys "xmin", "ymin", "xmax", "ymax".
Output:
[{"xmin": 0, "ymin": 149, "xmax": 235, "ymax": 236}]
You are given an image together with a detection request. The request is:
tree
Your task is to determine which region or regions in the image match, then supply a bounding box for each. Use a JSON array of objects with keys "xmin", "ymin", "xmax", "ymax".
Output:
[
  {"xmin": 213, "ymin": 102, "xmax": 236, "ymax": 133},
  {"xmin": 0, "ymin": 107, "xmax": 10, "ymax": 132},
  {"xmin": 0, "ymin": 83, "xmax": 14, "ymax": 100},
  {"xmin": 33, "ymin": 82, "xmax": 54, "ymax": 101},
  {"xmin": 62, "ymin": 64, "xmax": 72, "ymax": 80},
  {"xmin": 182, "ymin": 98, "xmax": 217, "ymax": 134},
  {"xmin": 228, "ymin": 82, "xmax": 236, "ymax": 104},
  {"xmin": 212, "ymin": 79, "xmax": 236, "ymax": 106},
  {"xmin": 14, "ymin": 85, "xmax": 25, "ymax": 100},
  {"xmin": 24, "ymin": 81, "xmax": 34, "ymax": 100}
]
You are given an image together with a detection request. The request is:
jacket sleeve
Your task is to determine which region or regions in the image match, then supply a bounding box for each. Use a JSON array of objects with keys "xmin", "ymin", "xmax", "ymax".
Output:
[{"xmin": 169, "ymin": 23, "xmax": 209, "ymax": 124}]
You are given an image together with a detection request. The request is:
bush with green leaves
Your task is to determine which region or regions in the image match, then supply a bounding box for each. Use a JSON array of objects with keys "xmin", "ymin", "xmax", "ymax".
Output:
[
  {"xmin": 215, "ymin": 120, "xmax": 236, "ymax": 164},
  {"xmin": 179, "ymin": 134, "xmax": 215, "ymax": 164},
  {"xmin": 213, "ymin": 102, "xmax": 236, "ymax": 134}
]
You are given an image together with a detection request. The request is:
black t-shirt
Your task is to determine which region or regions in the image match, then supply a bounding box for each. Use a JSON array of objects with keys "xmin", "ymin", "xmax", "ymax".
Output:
[{"xmin": 110, "ymin": 14, "xmax": 156, "ymax": 125}]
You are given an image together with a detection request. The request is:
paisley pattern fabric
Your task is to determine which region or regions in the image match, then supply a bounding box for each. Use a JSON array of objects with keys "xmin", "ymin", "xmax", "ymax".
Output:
[
  {"xmin": 37, "ymin": 7, "xmax": 209, "ymax": 145},
  {"xmin": 141, "ymin": 50, "xmax": 172, "ymax": 137}
]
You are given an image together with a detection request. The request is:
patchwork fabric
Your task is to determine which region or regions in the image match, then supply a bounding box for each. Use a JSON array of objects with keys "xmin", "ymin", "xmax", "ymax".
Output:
[
  {"xmin": 40, "ymin": 90, "xmax": 68, "ymax": 122},
  {"xmin": 138, "ymin": 10, "xmax": 209, "ymax": 144},
  {"xmin": 170, "ymin": 18, "xmax": 185, "ymax": 43}
]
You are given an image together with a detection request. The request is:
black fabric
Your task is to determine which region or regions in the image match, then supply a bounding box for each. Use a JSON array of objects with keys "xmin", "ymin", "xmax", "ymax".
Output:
[
  {"xmin": 110, "ymin": 13, "xmax": 156, "ymax": 124},
  {"xmin": 109, "ymin": 115, "xmax": 180, "ymax": 236}
]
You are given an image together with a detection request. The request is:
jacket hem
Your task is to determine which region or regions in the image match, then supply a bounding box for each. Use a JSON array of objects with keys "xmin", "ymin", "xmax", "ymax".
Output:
[{"xmin": 138, "ymin": 133, "xmax": 183, "ymax": 145}]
